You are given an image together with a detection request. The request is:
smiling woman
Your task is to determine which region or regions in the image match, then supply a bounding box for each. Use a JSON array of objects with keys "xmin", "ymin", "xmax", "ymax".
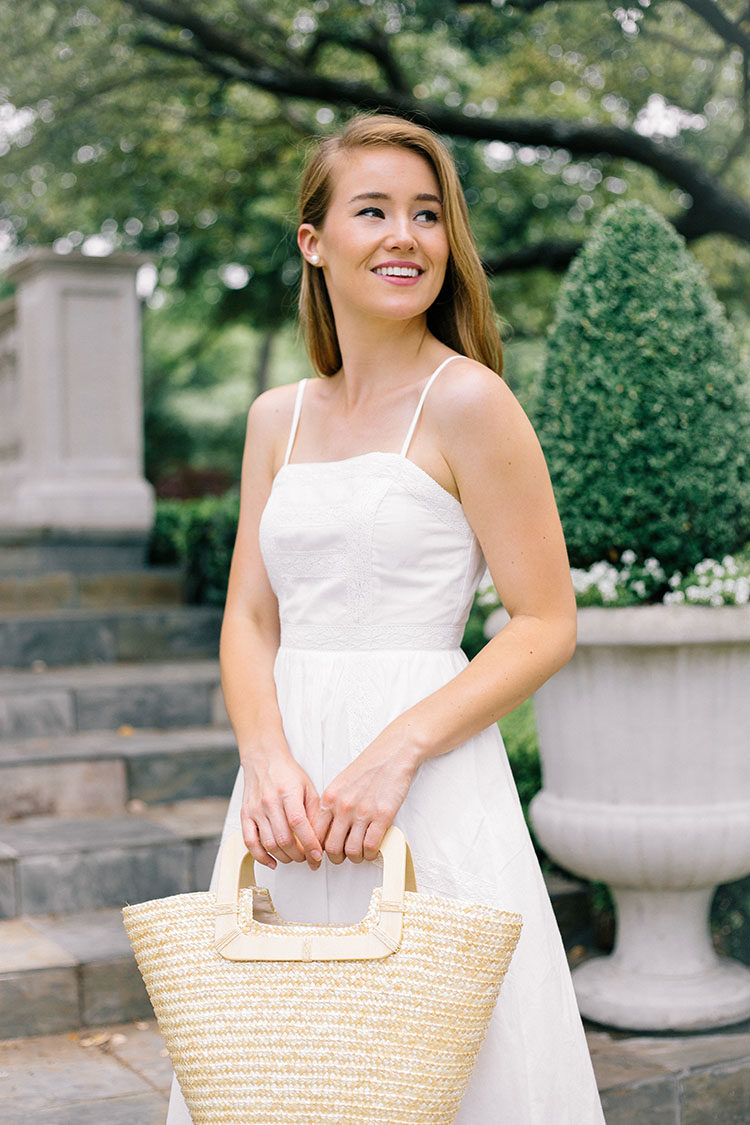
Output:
[
  {"xmin": 164, "ymin": 113, "xmax": 605, "ymax": 1124},
  {"xmin": 296, "ymin": 114, "xmax": 502, "ymax": 378}
]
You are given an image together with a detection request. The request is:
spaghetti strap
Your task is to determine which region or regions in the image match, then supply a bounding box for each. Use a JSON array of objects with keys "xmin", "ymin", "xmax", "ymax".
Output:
[
  {"xmin": 399, "ymin": 355, "xmax": 463, "ymax": 459},
  {"xmin": 283, "ymin": 378, "xmax": 309, "ymax": 467}
]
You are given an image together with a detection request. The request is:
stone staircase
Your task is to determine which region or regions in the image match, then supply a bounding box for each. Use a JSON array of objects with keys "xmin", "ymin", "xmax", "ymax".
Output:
[
  {"xmin": 0, "ymin": 573, "xmax": 235, "ymax": 1039},
  {"xmin": 0, "ymin": 569, "xmax": 596, "ymax": 1042}
]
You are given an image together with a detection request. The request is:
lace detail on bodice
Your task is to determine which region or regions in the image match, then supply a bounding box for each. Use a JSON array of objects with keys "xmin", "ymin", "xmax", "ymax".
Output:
[
  {"xmin": 259, "ymin": 455, "xmax": 485, "ymax": 657},
  {"xmin": 280, "ymin": 621, "xmax": 465, "ymax": 650}
]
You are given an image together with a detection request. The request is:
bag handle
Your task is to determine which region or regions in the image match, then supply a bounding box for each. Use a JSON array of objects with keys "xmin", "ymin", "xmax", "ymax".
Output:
[{"xmin": 214, "ymin": 826, "xmax": 416, "ymax": 962}]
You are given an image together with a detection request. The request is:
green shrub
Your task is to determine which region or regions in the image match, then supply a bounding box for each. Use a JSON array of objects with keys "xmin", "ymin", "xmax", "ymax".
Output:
[
  {"xmin": 533, "ymin": 201, "xmax": 750, "ymax": 573},
  {"xmin": 148, "ymin": 500, "xmax": 190, "ymax": 566},
  {"xmin": 149, "ymin": 494, "xmax": 240, "ymax": 605},
  {"xmin": 498, "ymin": 699, "xmax": 542, "ymax": 832}
]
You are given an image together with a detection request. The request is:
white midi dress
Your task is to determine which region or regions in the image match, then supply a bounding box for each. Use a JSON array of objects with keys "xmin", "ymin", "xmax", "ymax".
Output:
[{"xmin": 167, "ymin": 356, "xmax": 605, "ymax": 1124}]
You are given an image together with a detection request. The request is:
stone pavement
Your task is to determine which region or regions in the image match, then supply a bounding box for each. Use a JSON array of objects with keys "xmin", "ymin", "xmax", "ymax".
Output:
[{"xmin": 1, "ymin": 1017, "xmax": 749, "ymax": 1123}]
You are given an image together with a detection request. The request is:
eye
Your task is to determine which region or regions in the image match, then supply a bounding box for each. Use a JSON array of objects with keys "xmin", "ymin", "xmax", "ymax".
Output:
[
  {"xmin": 415, "ymin": 209, "xmax": 440, "ymax": 224},
  {"xmin": 356, "ymin": 206, "xmax": 385, "ymax": 219}
]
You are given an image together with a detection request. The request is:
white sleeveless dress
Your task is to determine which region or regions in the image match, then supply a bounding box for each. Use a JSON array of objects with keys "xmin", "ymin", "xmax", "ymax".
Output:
[{"xmin": 167, "ymin": 356, "xmax": 604, "ymax": 1124}]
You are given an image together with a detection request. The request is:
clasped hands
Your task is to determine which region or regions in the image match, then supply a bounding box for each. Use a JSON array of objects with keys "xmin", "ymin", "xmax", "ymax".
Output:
[{"xmin": 240, "ymin": 728, "xmax": 419, "ymax": 871}]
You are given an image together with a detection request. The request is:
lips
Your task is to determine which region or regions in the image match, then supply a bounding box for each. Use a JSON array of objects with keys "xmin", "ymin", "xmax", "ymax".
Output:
[{"xmin": 372, "ymin": 261, "xmax": 424, "ymax": 278}]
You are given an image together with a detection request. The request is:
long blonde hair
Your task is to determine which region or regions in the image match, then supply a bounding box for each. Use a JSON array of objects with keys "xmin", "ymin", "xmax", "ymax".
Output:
[{"xmin": 298, "ymin": 114, "xmax": 503, "ymax": 376}]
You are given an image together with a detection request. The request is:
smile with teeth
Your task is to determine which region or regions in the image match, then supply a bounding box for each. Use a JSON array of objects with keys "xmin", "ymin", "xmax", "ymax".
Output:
[{"xmin": 373, "ymin": 266, "xmax": 422, "ymax": 277}]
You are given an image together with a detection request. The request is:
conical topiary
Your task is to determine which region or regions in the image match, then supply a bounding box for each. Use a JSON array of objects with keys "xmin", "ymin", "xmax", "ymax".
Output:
[{"xmin": 533, "ymin": 200, "xmax": 750, "ymax": 573}]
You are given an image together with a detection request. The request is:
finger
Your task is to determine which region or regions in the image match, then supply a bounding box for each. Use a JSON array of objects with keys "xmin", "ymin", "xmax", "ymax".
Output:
[
  {"xmin": 363, "ymin": 820, "xmax": 389, "ymax": 863},
  {"xmin": 324, "ymin": 818, "xmax": 349, "ymax": 865},
  {"xmin": 265, "ymin": 804, "xmax": 306, "ymax": 863},
  {"xmin": 344, "ymin": 821, "xmax": 367, "ymax": 864},
  {"xmin": 283, "ymin": 794, "xmax": 323, "ymax": 868},
  {"xmin": 303, "ymin": 785, "xmax": 321, "ymax": 833},
  {"xmin": 313, "ymin": 804, "xmax": 334, "ymax": 848},
  {"xmin": 257, "ymin": 815, "xmax": 294, "ymax": 864},
  {"xmin": 242, "ymin": 816, "xmax": 276, "ymax": 870}
]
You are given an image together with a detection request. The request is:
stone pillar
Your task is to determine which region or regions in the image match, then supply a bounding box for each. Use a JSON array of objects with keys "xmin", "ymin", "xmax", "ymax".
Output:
[{"xmin": 0, "ymin": 249, "xmax": 154, "ymax": 569}]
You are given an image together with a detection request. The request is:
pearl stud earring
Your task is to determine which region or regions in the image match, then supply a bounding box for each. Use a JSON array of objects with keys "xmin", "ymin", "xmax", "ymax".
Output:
[{"xmin": 310, "ymin": 254, "xmax": 320, "ymax": 265}]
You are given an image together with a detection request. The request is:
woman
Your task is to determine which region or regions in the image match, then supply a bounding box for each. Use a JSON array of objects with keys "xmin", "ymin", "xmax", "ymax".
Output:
[{"xmin": 167, "ymin": 114, "xmax": 604, "ymax": 1123}]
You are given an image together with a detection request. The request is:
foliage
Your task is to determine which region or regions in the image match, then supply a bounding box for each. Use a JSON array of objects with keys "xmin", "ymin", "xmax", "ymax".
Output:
[
  {"xmin": 149, "ymin": 493, "xmax": 240, "ymax": 605},
  {"xmin": 3, "ymin": 0, "xmax": 750, "ymax": 342},
  {"xmin": 570, "ymin": 548, "xmax": 750, "ymax": 607},
  {"xmin": 533, "ymin": 201, "xmax": 750, "ymax": 573},
  {"xmin": 713, "ymin": 876, "xmax": 750, "ymax": 965},
  {"xmin": 498, "ymin": 700, "xmax": 542, "ymax": 836}
]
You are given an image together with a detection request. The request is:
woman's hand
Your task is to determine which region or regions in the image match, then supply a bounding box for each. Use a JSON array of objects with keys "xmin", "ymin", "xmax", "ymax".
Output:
[
  {"xmin": 314, "ymin": 726, "xmax": 421, "ymax": 864},
  {"xmin": 240, "ymin": 742, "xmax": 323, "ymax": 871}
]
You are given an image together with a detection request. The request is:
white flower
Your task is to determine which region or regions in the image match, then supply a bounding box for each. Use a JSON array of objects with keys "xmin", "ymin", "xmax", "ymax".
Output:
[
  {"xmin": 664, "ymin": 590, "xmax": 685, "ymax": 604},
  {"xmin": 621, "ymin": 549, "xmax": 637, "ymax": 566},
  {"xmin": 668, "ymin": 571, "xmax": 682, "ymax": 588},
  {"xmin": 735, "ymin": 577, "xmax": 750, "ymax": 604},
  {"xmin": 632, "ymin": 579, "xmax": 647, "ymax": 597},
  {"xmin": 710, "ymin": 594, "xmax": 724, "ymax": 607}
]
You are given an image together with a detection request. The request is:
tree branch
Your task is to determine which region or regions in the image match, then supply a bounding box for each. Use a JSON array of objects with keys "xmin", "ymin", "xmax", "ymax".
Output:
[
  {"xmin": 484, "ymin": 239, "xmax": 582, "ymax": 275},
  {"xmin": 303, "ymin": 24, "xmax": 409, "ymax": 94},
  {"xmin": 680, "ymin": 0, "xmax": 750, "ymax": 52},
  {"xmin": 125, "ymin": 0, "xmax": 750, "ymax": 246}
]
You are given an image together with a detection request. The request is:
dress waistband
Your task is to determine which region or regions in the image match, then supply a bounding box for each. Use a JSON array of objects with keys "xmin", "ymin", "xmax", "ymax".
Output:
[{"xmin": 279, "ymin": 621, "xmax": 465, "ymax": 651}]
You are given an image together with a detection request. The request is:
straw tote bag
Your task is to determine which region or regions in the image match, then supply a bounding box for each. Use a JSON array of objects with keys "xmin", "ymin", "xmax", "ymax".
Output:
[{"xmin": 123, "ymin": 826, "xmax": 522, "ymax": 1125}]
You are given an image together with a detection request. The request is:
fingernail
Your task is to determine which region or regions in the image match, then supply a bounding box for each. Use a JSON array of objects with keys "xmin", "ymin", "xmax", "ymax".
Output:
[{"xmin": 311, "ymin": 850, "xmax": 322, "ymax": 862}]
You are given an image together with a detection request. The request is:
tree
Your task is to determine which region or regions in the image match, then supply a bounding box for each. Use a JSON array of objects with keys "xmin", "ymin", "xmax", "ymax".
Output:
[
  {"xmin": 2, "ymin": 0, "xmax": 750, "ymax": 337},
  {"xmin": 533, "ymin": 200, "xmax": 750, "ymax": 571}
]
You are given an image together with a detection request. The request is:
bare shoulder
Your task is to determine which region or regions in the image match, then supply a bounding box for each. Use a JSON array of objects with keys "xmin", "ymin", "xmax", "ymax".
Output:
[
  {"xmin": 426, "ymin": 357, "xmax": 532, "ymax": 455},
  {"xmin": 247, "ymin": 380, "xmax": 301, "ymax": 430},
  {"xmin": 245, "ymin": 380, "xmax": 305, "ymax": 469}
]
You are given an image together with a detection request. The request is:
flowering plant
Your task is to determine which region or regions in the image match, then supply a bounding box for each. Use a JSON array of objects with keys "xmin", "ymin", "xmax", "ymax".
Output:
[{"xmin": 476, "ymin": 548, "xmax": 750, "ymax": 611}]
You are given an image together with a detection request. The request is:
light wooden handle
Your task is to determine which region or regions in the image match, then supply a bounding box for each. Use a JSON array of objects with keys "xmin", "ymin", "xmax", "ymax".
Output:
[{"xmin": 214, "ymin": 826, "xmax": 417, "ymax": 962}]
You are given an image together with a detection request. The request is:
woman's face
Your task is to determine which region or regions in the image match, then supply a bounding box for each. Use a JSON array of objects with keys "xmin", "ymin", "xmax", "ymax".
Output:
[{"xmin": 299, "ymin": 144, "xmax": 450, "ymax": 325}]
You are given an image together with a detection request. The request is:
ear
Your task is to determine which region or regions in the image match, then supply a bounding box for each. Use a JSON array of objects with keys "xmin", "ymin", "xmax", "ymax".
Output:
[{"xmin": 298, "ymin": 223, "xmax": 321, "ymax": 266}]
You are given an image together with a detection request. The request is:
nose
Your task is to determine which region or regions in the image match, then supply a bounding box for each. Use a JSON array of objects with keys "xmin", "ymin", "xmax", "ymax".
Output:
[{"xmin": 385, "ymin": 212, "xmax": 416, "ymax": 250}]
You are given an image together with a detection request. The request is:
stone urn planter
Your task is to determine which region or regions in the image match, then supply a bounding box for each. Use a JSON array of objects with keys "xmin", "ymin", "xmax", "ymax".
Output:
[{"xmin": 490, "ymin": 604, "xmax": 750, "ymax": 1031}]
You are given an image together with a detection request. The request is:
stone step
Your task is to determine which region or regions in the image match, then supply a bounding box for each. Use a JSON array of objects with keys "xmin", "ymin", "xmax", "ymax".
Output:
[
  {"xmin": 2, "ymin": 1019, "xmax": 750, "ymax": 1125},
  {"xmin": 0, "ymin": 860, "xmax": 588, "ymax": 1041},
  {"xmin": 0, "ymin": 605, "xmax": 222, "ymax": 669},
  {"xmin": 0, "ymin": 660, "xmax": 226, "ymax": 739},
  {"xmin": 0, "ymin": 799, "xmax": 227, "ymax": 920},
  {"xmin": 0, "ymin": 908, "xmax": 153, "ymax": 1041},
  {"xmin": 0, "ymin": 725, "xmax": 238, "ymax": 821},
  {"xmin": 0, "ymin": 568, "xmax": 184, "ymax": 613}
]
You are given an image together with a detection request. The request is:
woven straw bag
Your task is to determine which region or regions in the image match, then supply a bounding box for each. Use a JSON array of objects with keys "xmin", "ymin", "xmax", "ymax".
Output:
[{"xmin": 123, "ymin": 826, "xmax": 522, "ymax": 1125}]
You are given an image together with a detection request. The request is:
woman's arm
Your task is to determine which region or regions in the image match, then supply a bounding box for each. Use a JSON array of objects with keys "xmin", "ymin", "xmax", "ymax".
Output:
[
  {"xmin": 315, "ymin": 360, "xmax": 576, "ymax": 864},
  {"xmin": 221, "ymin": 387, "xmax": 323, "ymax": 870}
]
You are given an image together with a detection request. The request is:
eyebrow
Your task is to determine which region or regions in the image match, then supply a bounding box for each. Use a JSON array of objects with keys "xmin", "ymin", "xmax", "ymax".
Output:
[{"xmin": 347, "ymin": 191, "xmax": 443, "ymax": 205}]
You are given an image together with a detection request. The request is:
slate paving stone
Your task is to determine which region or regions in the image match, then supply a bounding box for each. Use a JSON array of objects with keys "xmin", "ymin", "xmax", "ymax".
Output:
[
  {"xmin": 0, "ymin": 852, "xmax": 17, "ymax": 919},
  {"xmin": 19, "ymin": 841, "xmax": 192, "ymax": 914},
  {"xmin": 18, "ymin": 1091, "xmax": 167, "ymax": 1124},
  {"xmin": 0, "ymin": 813, "xmax": 178, "ymax": 855},
  {"xmin": 2, "ymin": 1018, "xmax": 750, "ymax": 1122},
  {"xmin": 127, "ymin": 742, "xmax": 237, "ymax": 803},
  {"xmin": 27, "ymin": 906, "xmax": 136, "ymax": 962},
  {"xmin": 75, "ymin": 680, "xmax": 216, "ymax": 731},
  {"xmin": 0, "ymin": 606, "xmax": 221, "ymax": 669},
  {"xmin": 0, "ymin": 759, "xmax": 127, "ymax": 820},
  {"xmin": 0, "ymin": 1025, "xmax": 157, "ymax": 1116},
  {"xmin": 81, "ymin": 957, "xmax": 152, "ymax": 1026},
  {"xmin": 0, "ymin": 613, "xmax": 118, "ymax": 669},
  {"xmin": 601, "ymin": 1078, "xmax": 680, "ymax": 1122},
  {"xmin": 0, "ymin": 968, "xmax": 79, "ymax": 1039},
  {"xmin": 114, "ymin": 607, "xmax": 222, "ymax": 662},
  {"xmin": 681, "ymin": 1064, "xmax": 750, "ymax": 1124},
  {"xmin": 105, "ymin": 1018, "xmax": 173, "ymax": 1093},
  {"xmin": 0, "ymin": 692, "xmax": 73, "ymax": 739}
]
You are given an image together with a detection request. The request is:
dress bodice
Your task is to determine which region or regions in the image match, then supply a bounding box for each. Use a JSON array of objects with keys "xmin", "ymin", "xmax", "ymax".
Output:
[{"xmin": 258, "ymin": 358, "xmax": 486, "ymax": 651}]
